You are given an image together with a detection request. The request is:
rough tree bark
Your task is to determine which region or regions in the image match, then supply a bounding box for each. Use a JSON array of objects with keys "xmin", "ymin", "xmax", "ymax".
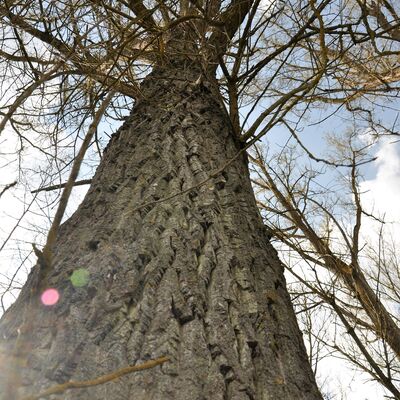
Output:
[{"xmin": 0, "ymin": 61, "xmax": 322, "ymax": 399}]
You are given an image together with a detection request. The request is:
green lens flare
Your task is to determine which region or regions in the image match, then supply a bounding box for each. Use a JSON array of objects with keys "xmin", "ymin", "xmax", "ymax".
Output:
[{"xmin": 70, "ymin": 268, "xmax": 90, "ymax": 287}]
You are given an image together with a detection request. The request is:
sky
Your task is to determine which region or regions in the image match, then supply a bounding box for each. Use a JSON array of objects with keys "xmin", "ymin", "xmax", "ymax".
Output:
[
  {"xmin": 321, "ymin": 137, "xmax": 400, "ymax": 400},
  {"xmin": 261, "ymin": 119, "xmax": 400, "ymax": 399}
]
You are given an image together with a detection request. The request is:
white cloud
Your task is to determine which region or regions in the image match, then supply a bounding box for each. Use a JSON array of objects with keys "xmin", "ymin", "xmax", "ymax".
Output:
[{"xmin": 360, "ymin": 139, "xmax": 400, "ymax": 243}]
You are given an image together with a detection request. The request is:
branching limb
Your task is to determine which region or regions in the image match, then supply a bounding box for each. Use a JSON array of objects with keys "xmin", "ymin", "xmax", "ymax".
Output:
[{"xmin": 37, "ymin": 91, "xmax": 114, "ymax": 275}]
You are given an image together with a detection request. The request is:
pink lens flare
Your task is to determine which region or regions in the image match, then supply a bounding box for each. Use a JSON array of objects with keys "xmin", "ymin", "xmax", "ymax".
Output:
[{"xmin": 40, "ymin": 288, "xmax": 60, "ymax": 306}]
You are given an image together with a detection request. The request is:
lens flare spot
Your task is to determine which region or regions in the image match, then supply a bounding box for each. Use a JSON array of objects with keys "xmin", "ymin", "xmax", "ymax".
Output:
[
  {"xmin": 70, "ymin": 268, "xmax": 90, "ymax": 287},
  {"xmin": 41, "ymin": 288, "xmax": 60, "ymax": 306}
]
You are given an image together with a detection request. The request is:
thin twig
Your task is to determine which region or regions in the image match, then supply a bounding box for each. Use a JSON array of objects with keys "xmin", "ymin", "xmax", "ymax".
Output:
[
  {"xmin": 30, "ymin": 179, "xmax": 92, "ymax": 194},
  {"xmin": 0, "ymin": 181, "xmax": 17, "ymax": 198},
  {"xmin": 21, "ymin": 356, "xmax": 169, "ymax": 400}
]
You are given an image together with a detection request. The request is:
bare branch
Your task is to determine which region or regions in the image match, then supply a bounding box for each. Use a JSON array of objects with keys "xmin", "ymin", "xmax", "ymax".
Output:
[{"xmin": 21, "ymin": 356, "xmax": 169, "ymax": 400}]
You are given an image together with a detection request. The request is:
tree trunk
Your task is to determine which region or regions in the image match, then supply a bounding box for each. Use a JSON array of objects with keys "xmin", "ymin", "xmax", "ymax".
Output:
[{"xmin": 0, "ymin": 64, "xmax": 322, "ymax": 400}]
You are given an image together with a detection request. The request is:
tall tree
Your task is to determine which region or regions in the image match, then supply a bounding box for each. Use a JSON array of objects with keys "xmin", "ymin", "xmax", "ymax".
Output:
[{"xmin": 0, "ymin": 0, "xmax": 399, "ymax": 399}]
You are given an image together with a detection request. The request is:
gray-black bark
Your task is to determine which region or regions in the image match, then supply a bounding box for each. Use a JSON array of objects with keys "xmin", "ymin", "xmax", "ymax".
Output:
[{"xmin": 0, "ymin": 63, "xmax": 322, "ymax": 400}]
